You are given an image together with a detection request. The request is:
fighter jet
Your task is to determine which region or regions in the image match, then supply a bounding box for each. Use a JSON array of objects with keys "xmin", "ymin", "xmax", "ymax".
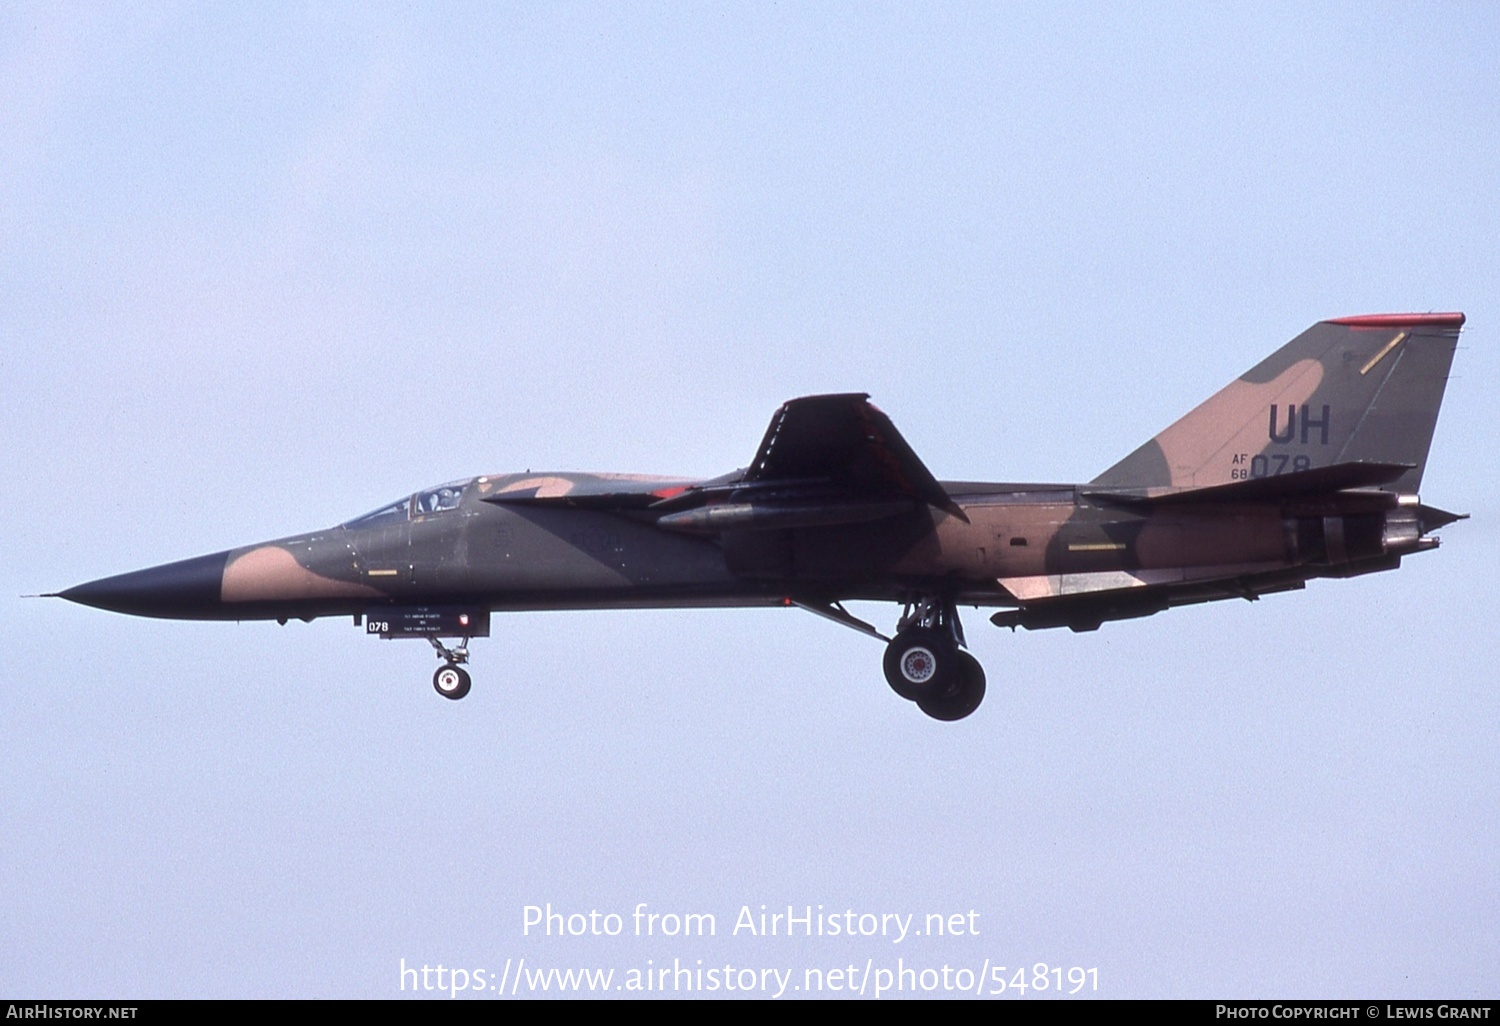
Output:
[{"xmin": 56, "ymin": 312, "xmax": 1466, "ymax": 720}]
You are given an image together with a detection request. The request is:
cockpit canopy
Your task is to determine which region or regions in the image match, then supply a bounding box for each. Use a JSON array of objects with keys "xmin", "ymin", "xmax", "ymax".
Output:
[
  {"xmin": 343, "ymin": 480, "xmax": 469, "ymax": 528},
  {"xmin": 414, "ymin": 484, "xmax": 465, "ymax": 515}
]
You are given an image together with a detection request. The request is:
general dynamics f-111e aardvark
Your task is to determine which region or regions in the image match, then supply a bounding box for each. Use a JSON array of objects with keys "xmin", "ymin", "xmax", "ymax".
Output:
[{"xmin": 57, "ymin": 312, "xmax": 1467, "ymax": 721}]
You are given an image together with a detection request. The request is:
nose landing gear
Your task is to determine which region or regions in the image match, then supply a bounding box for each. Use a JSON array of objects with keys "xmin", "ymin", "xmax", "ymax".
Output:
[{"xmin": 362, "ymin": 608, "xmax": 491, "ymax": 701}]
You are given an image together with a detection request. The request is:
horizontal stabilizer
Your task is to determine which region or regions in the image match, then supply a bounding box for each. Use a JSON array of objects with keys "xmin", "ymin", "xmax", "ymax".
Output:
[{"xmin": 1083, "ymin": 460, "xmax": 1414, "ymax": 507}]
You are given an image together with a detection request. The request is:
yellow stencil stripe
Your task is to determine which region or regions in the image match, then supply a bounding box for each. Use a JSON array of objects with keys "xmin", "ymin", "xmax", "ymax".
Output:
[{"xmin": 1360, "ymin": 332, "xmax": 1407, "ymax": 376}]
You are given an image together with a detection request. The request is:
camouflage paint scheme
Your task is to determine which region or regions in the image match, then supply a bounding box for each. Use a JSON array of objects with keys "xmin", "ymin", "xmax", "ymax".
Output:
[{"xmin": 59, "ymin": 313, "xmax": 1466, "ymax": 718}]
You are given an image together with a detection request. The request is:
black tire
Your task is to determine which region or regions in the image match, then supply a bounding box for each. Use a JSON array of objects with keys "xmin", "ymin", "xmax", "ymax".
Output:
[
  {"xmin": 433, "ymin": 663, "xmax": 472, "ymax": 700},
  {"xmin": 883, "ymin": 627, "xmax": 958, "ymax": 701},
  {"xmin": 917, "ymin": 651, "xmax": 986, "ymax": 721}
]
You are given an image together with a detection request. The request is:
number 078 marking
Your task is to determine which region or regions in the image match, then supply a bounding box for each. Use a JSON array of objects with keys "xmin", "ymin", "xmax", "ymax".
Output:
[{"xmin": 1231, "ymin": 453, "xmax": 1311, "ymax": 480}]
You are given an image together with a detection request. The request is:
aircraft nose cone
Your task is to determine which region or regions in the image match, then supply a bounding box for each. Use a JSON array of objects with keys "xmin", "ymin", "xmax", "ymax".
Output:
[{"xmin": 59, "ymin": 551, "xmax": 230, "ymax": 618}]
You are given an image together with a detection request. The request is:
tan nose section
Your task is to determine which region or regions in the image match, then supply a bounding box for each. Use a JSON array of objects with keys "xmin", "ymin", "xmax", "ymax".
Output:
[{"xmin": 221, "ymin": 546, "xmax": 381, "ymax": 603}]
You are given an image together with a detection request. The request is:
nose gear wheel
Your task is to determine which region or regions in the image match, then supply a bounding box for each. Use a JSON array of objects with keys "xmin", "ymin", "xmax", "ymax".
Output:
[
  {"xmin": 428, "ymin": 636, "xmax": 473, "ymax": 699},
  {"xmin": 433, "ymin": 663, "xmax": 472, "ymax": 700}
]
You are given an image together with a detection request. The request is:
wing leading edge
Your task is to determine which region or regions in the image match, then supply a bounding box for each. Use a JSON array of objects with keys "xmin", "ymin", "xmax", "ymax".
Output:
[
  {"xmin": 480, "ymin": 394, "xmax": 965, "ymax": 533},
  {"xmin": 743, "ymin": 393, "xmax": 966, "ymax": 521}
]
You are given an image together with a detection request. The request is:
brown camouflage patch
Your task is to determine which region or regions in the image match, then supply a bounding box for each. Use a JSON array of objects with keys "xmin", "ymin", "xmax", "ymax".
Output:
[
  {"xmin": 222, "ymin": 547, "xmax": 382, "ymax": 603},
  {"xmin": 496, "ymin": 476, "xmax": 576, "ymax": 498},
  {"xmin": 1154, "ymin": 358, "xmax": 1323, "ymax": 487}
]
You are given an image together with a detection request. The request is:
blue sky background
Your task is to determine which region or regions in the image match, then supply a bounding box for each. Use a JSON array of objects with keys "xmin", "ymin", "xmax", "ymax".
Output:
[{"xmin": 3, "ymin": 2, "xmax": 1497, "ymax": 999}]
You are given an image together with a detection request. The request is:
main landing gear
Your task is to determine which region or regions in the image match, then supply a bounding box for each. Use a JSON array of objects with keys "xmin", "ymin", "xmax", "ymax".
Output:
[
  {"xmin": 791, "ymin": 595, "xmax": 988, "ymax": 720},
  {"xmin": 429, "ymin": 636, "xmax": 472, "ymax": 700},
  {"xmin": 882, "ymin": 596, "xmax": 986, "ymax": 721}
]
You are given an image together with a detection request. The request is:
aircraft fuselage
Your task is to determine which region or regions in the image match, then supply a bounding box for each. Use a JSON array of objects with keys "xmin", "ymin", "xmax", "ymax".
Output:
[
  {"xmin": 56, "ymin": 312, "xmax": 1467, "ymax": 719},
  {"xmin": 62, "ymin": 471, "xmax": 1436, "ymax": 627}
]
